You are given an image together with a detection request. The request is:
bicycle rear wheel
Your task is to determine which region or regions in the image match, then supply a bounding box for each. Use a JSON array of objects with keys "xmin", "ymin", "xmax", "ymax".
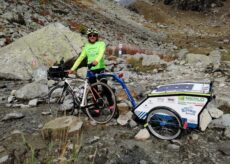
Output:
[
  {"xmin": 48, "ymin": 85, "xmax": 75, "ymax": 117},
  {"xmin": 85, "ymin": 82, "xmax": 117, "ymax": 124},
  {"xmin": 146, "ymin": 107, "xmax": 182, "ymax": 140}
]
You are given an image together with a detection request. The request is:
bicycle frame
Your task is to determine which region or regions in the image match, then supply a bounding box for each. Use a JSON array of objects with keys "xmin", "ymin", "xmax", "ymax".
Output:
[
  {"xmin": 80, "ymin": 79, "xmax": 89, "ymax": 107},
  {"xmin": 62, "ymin": 70, "xmax": 112, "ymax": 109},
  {"xmin": 89, "ymin": 72, "xmax": 137, "ymax": 109}
]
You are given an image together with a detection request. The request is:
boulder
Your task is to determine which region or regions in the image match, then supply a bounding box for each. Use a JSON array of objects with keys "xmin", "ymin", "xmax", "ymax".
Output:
[
  {"xmin": 206, "ymin": 102, "xmax": 223, "ymax": 119},
  {"xmin": 41, "ymin": 116, "xmax": 83, "ymax": 140},
  {"xmin": 2, "ymin": 112, "xmax": 25, "ymax": 121},
  {"xmin": 15, "ymin": 81, "xmax": 48, "ymax": 100},
  {"xmin": 134, "ymin": 128, "xmax": 150, "ymax": 140},
  {"xmin": 209, "ymin": 114, "xmax": 230, "ymax": 129},
  {"xmin": 199, "ymin": 109, "xmax": 212, "ymax": 131},
  {"xmin": 185, "ymin": 53, "xmax": 211, "ymax": 67},
  {"xmin": 0, "ymin": 23, "xmax": 86, "ymax": 80},
  {"xmin": 127, "ymin": 53, "xmax": 162, "ymax": 66},
  {"xmin": 117, "ymin": 102, "xmax": 130, "ymax": 115},
  {"xmin": 209, "ymin": 50, "xmax": 221, "ymax": 69},
  {"xmin": 117, "ymin": 111, "xmax": 133, "ymax": 126}
]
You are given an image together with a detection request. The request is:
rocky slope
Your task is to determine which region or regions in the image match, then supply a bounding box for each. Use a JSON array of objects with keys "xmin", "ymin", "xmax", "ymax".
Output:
[{"xmin": 0, "ymin": 0, "xmax": 230, "ymax": 163}]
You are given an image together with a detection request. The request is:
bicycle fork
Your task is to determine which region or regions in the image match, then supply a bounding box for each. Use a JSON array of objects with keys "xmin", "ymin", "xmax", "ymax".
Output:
[{"xmin": 80, "ymin": 80, "xmax": 88, "ymax": 107}]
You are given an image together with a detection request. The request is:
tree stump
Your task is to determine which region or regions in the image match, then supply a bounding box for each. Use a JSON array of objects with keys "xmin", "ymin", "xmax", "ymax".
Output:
[{"xmin": 41, "ymin": 116, "xmax": 83, "ymax": 141}]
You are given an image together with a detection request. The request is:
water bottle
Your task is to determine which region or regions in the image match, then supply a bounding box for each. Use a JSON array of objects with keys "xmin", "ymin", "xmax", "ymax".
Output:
[{"xmin": 118, "ymin": 43, "xmax": 122, "ymax": 58}]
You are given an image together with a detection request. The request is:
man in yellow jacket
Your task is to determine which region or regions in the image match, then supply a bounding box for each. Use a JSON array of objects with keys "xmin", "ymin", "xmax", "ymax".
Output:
[
  {"xmin": 69, "ymin": 28, "xmax": 113, "ymax": 112},
  {"xmin": 70, "ymin": 28, "xmax": 106, "ymax": 74}
]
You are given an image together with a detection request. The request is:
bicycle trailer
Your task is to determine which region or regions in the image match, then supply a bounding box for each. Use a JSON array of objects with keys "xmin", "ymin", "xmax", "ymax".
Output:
[{"xmin": 133, "ymin": 81, "xmax": 213, "ymax": 140}]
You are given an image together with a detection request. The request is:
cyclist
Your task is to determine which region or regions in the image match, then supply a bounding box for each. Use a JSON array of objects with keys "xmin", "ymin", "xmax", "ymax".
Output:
[{"xmin": 68, "ymin": 27, "xmax": 113, "ymax": 114}]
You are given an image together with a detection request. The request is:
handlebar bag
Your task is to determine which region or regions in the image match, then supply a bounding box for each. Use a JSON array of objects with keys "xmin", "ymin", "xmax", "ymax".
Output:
[{"xmin": 47, "ymin": 66, "xmax": 67, "ymax": 78}]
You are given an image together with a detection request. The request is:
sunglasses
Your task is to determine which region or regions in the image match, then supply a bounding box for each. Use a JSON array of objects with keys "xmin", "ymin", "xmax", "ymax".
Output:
[{"xmin": 88, "ymin": 34, "xmax": 98, "ymax": 38}]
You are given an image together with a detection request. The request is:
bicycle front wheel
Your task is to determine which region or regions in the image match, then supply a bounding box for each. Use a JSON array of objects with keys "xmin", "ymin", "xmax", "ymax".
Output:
[
  {"xmin": 146, "ymin": 107, "xmax": 182, "ymax": 140},
  {"xmin": 48, "ymin": 85, "xmax": 75, "ymax": 117},
  {"xmin": 85, "ymin": 82, "xmax": 117, "ymax": 124}
]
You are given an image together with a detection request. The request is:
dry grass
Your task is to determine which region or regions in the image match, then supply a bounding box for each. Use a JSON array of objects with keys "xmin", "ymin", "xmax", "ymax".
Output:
[
  {"xmin": 130, "ymin": 0, "xmax": 230, "ymax": 60},
  {"xmin": 127, "ymin": 58, "xmax": 167, "ymax": 72}
]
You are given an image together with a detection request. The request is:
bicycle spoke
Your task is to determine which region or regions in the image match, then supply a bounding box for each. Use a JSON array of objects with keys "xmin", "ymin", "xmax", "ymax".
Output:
[
  {"xmin": 147, "ymin": 108, "xmax": 182, "ymax": 140},
  {"xmin": 85, "ymin": 82, "xmax": 116, "ymax": 124}
]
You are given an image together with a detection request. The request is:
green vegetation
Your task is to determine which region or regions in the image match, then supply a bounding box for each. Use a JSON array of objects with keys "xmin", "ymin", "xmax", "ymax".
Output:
[{"xmin": 21, "ymin": 134, "xmax": 37, "ymax": 164}]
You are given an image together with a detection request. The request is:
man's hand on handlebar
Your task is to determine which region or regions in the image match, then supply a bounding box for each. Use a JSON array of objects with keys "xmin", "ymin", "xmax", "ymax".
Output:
[
  {"xmin": 91, "ymin": 60, "xmax": 98, "ymax": 66},
  {"xmin": 66, "ymin": 70, "xmax": 75, "ymax": 74}
]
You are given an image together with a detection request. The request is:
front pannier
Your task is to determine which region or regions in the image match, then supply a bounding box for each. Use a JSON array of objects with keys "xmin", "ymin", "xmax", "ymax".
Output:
[{"xmin": 47, "ymin": 65, "xmax": 68, "ymax": 79}]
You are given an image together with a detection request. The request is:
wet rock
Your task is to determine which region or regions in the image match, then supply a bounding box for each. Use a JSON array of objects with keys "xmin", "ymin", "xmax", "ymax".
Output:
[
  {"xmin": 134, "ymin": 128, "xmax": 150, "ymax": 140},
  {"xmin": 2, "ymin": 112, "xmax": 25, "ymax": 121}
]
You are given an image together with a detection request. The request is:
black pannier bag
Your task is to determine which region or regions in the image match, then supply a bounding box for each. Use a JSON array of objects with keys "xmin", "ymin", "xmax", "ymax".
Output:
[{"xmin": 47, "ymin": 58, "xmax": 68, "ymax": 78}]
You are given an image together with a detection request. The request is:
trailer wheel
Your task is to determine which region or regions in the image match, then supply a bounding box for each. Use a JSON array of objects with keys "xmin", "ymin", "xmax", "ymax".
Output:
[{"xmin": 146, "ymin": 107, "xmax": 182, "ymax": 140}]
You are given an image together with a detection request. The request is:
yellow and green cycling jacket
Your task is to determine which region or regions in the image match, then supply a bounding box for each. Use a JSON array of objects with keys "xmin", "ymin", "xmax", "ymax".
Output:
[{"xmin": 71, "ymin": 41, "xmax": 106, "ymax": 71}]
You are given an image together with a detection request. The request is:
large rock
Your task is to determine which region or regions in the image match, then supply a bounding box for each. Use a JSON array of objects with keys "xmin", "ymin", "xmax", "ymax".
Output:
[
  {"xmin": 127, "ymin": 53, "xmax": 162, "ymax": 66},
  {"xmin": 209, "ymin": 114, "xmax": 230, "ymax": 129},
  {"xmin": 209, "ymin": 50, "xmax": 221, "ymax": 69},
  {"xmin": 199, "ymin": 108, "xmax": 212, "ymax": 131},
  {"xmin": 0, "ymin": 23, "xmax": 86, "ymax": 80},
  {"xmin": 206, "ymin": 101, "xmax": 223, "ymax": 119},
  {"xmin": 134, "ymin": 128, "xmax": 150, "ymax": 140},
  {"xmin": 185, "ymin": 53, "xmax": 212, "ymax": 67},
  {"xmin": 41, "ymin": 116, "xmax": 83, "ymax": 140},
  {"xmin": 15, "ymin": 81, "xmax": 48, "ymax": 100}
]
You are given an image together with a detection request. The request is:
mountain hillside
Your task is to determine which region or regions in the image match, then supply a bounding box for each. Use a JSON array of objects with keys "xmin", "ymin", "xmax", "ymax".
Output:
[{"xmin": 0, "ymin": 0, "xmax": 230, "ymax": 163}]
